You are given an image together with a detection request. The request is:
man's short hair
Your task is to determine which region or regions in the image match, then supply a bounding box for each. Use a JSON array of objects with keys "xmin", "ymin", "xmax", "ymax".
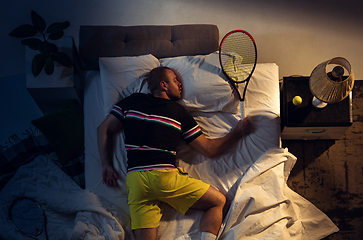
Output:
[{"xmin": 145, "ymin": 66, "xmax": 172, "ymax": 94}]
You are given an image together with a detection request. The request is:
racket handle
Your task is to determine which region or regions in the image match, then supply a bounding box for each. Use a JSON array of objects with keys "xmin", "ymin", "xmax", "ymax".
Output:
[{"xmin": 240, "ymin": 101, "xmax": 246, "ymax": 119}]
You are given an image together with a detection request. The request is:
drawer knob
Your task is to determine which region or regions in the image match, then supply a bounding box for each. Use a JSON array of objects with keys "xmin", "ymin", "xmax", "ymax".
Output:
[{"xmin": 306, "ymin": 129, "xmax": 326, "ymax": 134}]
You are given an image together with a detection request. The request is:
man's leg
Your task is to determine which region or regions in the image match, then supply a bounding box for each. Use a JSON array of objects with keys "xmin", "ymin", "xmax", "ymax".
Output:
[
  {"xmin": 134, "ymin": 228, "xmax": 157, "ymax": 240},
  {"xmin": 127, "ymin": 171, "xmax": 163, "ymax": 240},
  {"xmin": 189, "ymin": 186, "xmax": 229, "ymax": 236}
]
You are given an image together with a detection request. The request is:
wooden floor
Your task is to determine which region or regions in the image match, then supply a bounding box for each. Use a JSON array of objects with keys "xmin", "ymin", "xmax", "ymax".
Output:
[{"xmin": 282, "ymin": 80, "xmax": 363, "ymax": 240}]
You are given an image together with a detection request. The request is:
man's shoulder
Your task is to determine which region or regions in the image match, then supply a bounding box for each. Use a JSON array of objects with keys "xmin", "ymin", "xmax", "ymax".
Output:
[
  {"xmin": 119, "ymin": 93, "xmax": 185, "ymax": 110},
  {"xmin": 128, "ymin": 92, "xmax": 149, "ymax": 98},
  {"xmin": 119, "ymin": 93, "xmax": 149, "ymax": 102}
]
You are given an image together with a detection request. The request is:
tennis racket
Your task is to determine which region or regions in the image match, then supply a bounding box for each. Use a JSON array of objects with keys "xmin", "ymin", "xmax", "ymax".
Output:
[
  {"xmin": 8, "ymin": 197, "xmax": 49, "ymax": 240},
  {"xmin": 219, "ymin": 30, "xmax": 257, "ymax": 118}
]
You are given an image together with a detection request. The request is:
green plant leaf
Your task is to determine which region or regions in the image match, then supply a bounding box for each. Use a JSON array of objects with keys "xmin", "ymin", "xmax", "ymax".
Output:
[
  {"xmin": 46, "ymin": 21, "xmax": 70, "ymax": 34},
  {"xmin": 44, "ymin": 57, "xmax": 54, "ymax": 75},
  {"xmin": 32, "ymin": 54, "xmax": 46, "ymax": 77},
  {"xmin": 50, "ymin": 42, "xmax": 59, "ymax": 53},
  {"xmin": 21, "ymin": 38, "xmax": 42, "ymax": 50},
  {"xmin": 49, "ymin": 30, "xmax": 64, "ymax": 40},
  {"xmin": 31, "ymin": 10, "xmax": 46, "ymax": 32},
  {"xmin": 9, "ymin": 24, "xmax": 38, "ymax": 38},
  {"xmin": 38, "ymin": 41, "xmax": 55, "ymax": 57},
  {"xmin": 51, "ymin": 52, "xmax": 73, "ymax": 68}
]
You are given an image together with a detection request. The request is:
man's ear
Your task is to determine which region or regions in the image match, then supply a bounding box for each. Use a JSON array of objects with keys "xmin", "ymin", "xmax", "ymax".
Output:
[{"xmin": 160, "ymin": 81, "xmax": 168, "ymax": 91}]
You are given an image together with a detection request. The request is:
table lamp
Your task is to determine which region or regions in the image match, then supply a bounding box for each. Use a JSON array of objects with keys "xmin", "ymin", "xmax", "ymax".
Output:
[{"xmin": 309, "ymin": 57, "xmax": 354, "ymax": 108}]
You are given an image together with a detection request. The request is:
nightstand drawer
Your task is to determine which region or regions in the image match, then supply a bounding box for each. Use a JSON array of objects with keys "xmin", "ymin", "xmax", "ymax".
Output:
[
  {"xmin": 281, "ymin": 76, "xmax": 352, "ymax": 140},
  {"xmin": 282, "ymin": 126, "xmax": 350, "ymax": 140}
]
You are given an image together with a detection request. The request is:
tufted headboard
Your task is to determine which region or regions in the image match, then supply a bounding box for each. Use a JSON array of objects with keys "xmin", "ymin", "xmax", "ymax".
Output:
[{"xmin": 79, "ymin": 24, "xmax": 219, "ymax": 70}]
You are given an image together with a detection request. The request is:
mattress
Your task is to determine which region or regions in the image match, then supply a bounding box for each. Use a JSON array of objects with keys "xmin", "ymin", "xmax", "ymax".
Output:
[
  {"xmin": 83, "ymin": 57, "xmax": 278, "ymax": 234},
  {"xmin": 82, "ymin": 52, "xmax": 338, "ymax": 239}
]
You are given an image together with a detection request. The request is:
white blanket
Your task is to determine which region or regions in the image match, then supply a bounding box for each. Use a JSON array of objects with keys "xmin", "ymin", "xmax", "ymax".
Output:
[
  {"xmin": 221, "ymin": 148, "xmax": 338, "ymax": 239},
  {"xmin": 157, "ymin": 148, "xmax": 339, "ymax": 240},
  {"xmin": 0, "ymin": 155, "xmax": 133, "ymax": 240},
  {"xmin": 0, "ymin": 150, "xmax": 338, "ymax": 240}
]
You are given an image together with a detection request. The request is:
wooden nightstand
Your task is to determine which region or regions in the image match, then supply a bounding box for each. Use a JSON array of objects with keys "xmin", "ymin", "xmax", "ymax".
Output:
[
  {"xmin": 26, "ymin": 36, "xmax": 83, "ymax": 115},
  {"xmin": 281, "ymin": 76, "xmax": 353, "ymax": 140}
]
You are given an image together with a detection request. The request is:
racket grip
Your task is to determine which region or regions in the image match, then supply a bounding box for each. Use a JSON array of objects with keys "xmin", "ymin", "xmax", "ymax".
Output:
[{"xmin": 240, "ymin": 101, "xmax": 246, "ymax": 119}]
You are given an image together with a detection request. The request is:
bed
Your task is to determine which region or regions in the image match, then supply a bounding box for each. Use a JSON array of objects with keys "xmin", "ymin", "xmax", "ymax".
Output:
[{"xmin": 0, "ymin": 24, "xmax": 338, "ymax": 239}]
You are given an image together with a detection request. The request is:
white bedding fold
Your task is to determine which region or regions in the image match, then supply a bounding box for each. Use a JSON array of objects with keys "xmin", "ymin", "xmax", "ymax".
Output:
[
  {"xmin": 0, "ymin": 150, "xmax": 338, "ymax": 240},
  {"xmin": 221, "ymin": 148, "xmax": 338, "ymax": 240},
  {"xmin": 172, "ymin": 148, "xmax": 338, "ymax": 240},
  {"xmin": 0, "ymin": 155, "xmax": 133, "ymax": 240}
]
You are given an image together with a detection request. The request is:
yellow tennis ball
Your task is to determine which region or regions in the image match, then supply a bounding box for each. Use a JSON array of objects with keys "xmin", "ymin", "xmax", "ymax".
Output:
[{"xmin": 292, "ymin": 96, "xmax": 302, "ymax": 105}]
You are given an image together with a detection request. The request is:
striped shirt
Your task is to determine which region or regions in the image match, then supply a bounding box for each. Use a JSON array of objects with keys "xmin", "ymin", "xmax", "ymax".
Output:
[{"xmin": 110, "ymin": 93, "xmax": 202, "ymax": 171}]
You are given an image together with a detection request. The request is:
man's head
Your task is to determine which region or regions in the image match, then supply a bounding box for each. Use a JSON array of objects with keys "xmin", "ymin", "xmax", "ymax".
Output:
[{"xmin": 145, "ymin": 66, "xmax": 182, "ymax": 100}]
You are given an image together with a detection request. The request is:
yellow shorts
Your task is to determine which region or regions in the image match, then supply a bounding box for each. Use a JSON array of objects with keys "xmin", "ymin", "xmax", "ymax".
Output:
[{"xmin": 126, "ymin": 167, "xmax": 210, "ymax": 230}]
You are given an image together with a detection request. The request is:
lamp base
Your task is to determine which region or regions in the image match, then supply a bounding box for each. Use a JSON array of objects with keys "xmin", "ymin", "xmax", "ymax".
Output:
[{"xmin": 312, "ymin": 96, "xmax": 328, "ymax": 109}]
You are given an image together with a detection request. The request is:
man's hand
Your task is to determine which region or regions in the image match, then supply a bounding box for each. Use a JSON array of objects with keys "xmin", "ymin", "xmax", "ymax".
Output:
[
  {"xmin": 98, "ymin": 114, "xmax": 123, "ymax": 187},
  {"xmin": 102, "ymin": 164, "xmax": 119, "ymax": 187},
  {"xmin": 234, "ymin": 116, "xmax": 251, "ymax": 137}
]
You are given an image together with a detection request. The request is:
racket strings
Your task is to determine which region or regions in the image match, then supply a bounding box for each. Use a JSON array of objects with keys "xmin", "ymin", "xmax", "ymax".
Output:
[
  {"xmin": 222, "ymin": 37, "xmax": 255, "ymax": 63},
  {"xmin": 220, "ymin": 32, "xmax": 256, "ymax": 82},
  {"xmin": 10, "ymin": 198, "xmax": 45, "ymax": 235}
]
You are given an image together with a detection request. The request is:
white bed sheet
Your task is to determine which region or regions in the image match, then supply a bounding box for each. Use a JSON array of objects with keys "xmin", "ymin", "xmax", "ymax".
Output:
[
  {"xmin": 162, "ymin": 148, "xmax": 338, "ymax": 240},
  {"xmin": 83, "ymin": 63, "xmax": 339, "ymax": 239},
  {"xmin": 0, "ymin": 152, "xmax": 338, "ymax": 240},
  {"xmin": 83, "ymin": 63, "xmax": 279, "ymax": 209},
  {"xmin": 0, "ymin": 155, "xmax": 133, "ymax": 240}
]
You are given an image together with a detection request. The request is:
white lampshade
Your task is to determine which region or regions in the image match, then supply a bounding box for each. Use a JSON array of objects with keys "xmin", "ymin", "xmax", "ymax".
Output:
[{"xmin": 309, "ymin": 57, "xmax": 354, "ymax": 108}]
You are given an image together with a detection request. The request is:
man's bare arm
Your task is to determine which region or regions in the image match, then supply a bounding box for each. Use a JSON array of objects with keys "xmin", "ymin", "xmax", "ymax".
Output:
[
  {"xmin": 188, "ymin": 117, "xmax": 250, "ymax": 158},
  {"xmin": 97, "ymin": 114, "xmax": 124, "ymax": 186}
]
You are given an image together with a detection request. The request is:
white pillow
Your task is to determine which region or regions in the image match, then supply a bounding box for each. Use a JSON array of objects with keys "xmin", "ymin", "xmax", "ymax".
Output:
[
  {"xmin": 99, "ymin": 54, "xmax": 160, "ymax": 116},
  {"xmin": 99, "ymin": 52, "xmax": 278, "ymax": 117},
  {"xmin": 160, "ymin": 52, "xmax": 239, "ymax": 113},
  {"xmin": 244, "ymin": 63, "xmax": 280, "ymax": 115}
]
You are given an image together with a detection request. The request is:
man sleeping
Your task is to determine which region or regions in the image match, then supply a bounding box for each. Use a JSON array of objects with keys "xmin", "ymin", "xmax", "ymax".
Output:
[{"xmin": 97, "ymin": 66, "xmax": 250, "ymax": 240}]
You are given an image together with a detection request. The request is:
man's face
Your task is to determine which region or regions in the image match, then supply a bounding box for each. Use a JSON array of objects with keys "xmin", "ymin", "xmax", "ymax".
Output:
[{"xmin": 164, "ymin": 69, "xmax": 182, "ymax": 100}]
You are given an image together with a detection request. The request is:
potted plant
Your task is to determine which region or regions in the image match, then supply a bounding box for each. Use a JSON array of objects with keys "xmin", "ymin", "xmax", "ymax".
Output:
[{"xmin": 9, "ymin": 10, "xmax": 73, "ymax": 77}]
